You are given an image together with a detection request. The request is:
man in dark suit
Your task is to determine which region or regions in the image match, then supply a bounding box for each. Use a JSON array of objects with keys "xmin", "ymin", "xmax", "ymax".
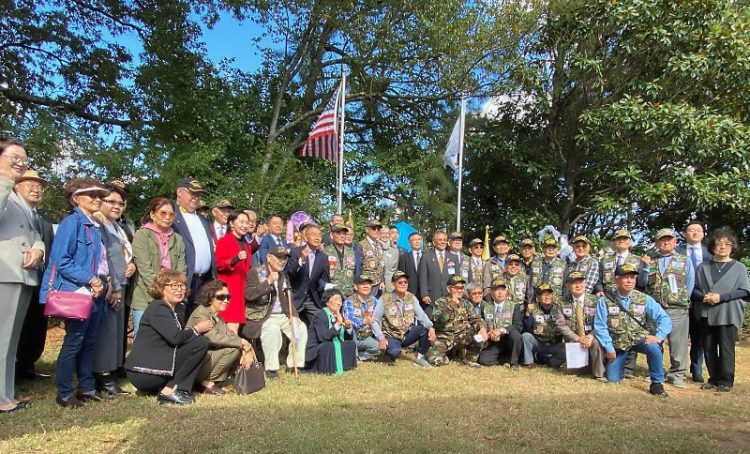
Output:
[
  {"xmin": 678, "ymin": 220, "xmax": 713, "ymax": 383},
  {"xmin": 398, "ymin": 231, "xmax": 423, "ymax": 296},
  {"xmin": 171, "ymin": 177, "xmax": 215, "ymax": 316},
  {"xmin": 15, "ymin": 170, "xmax": 54, "ymax": 381},
  {"xmin": 418, "ymin": 230, "xmax": 459, "ymax": 319},
  {"xmin": 258, "ymin": 214, "xmax": 289, "ymax": 264},
  {"xmin": 286, "ymin": 224, "xmax": 330, "ymax": 325}
]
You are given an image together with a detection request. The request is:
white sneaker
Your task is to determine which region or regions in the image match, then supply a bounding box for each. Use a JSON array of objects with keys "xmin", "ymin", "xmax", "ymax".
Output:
[{"xmin": 413, "ymin": 357, "xmax": 432, "ymax": 368}]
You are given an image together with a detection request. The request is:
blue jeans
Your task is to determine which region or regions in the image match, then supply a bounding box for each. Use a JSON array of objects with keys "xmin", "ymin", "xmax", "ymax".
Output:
[
  {"xmin": 132, "ymin": 309, "xmax": 144, "ymax": 338},
  {"xmin": 606, "ymin": 338, "xmax": 665, "ymax": 384},
  {"xmin": 56, "ymin": 298, "xmax": 105, "ymax": 397},
  {"xmin": 386, "ymin": 325, "xmax": 428, "ymax": 360}
]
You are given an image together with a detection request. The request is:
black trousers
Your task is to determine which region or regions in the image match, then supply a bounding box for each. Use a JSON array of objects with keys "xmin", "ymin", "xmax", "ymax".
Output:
[
  {"xmin": 700, "ymin": 318, "xmax": 737, "ymax": 388},
  {"xmin": 127, "ymin": 336, "xmax": 208, "ymax": 393},
  {"xmin": 298, "ymin": 295, "xmax": 320, "ymax": 326},
  {"xmin": 478, "ymin": 330, "xmax": 522, "ymax": 366},
  {"xmin": 16, "ymin": 286, "xmax": 47, "ymax": 376},
  {"xmin": 689, "ymin": 305, "xmax": 705, "ymax": 380}
]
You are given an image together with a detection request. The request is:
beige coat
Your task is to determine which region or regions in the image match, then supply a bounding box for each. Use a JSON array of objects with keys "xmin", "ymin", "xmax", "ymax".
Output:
[{"xmin": 0, "ymin": 178, "xmax": 44, "ymax": 285}]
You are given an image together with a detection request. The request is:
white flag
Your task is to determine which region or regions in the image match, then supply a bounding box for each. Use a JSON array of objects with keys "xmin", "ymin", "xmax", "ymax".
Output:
[{"xmin": 443, "ymin": 116, "xmax": 461, "ymax": 171}]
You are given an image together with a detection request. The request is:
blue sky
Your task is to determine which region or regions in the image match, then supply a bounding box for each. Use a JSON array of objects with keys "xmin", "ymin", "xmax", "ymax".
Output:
[{"xmin": 199, "ymin": 12, "xmax": 268, "ymax": 73}]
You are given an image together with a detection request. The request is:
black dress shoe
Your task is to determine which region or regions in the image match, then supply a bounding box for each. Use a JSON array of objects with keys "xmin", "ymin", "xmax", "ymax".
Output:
[
  {"xmin": 717, "ymin": 385, "xmax": 732, "ymax": 393},
  {"xmin": 56, "ymin": 395, "xmax": 84, "ymax": 408},
  {"xmin": 76, "ymin": 390, "xmax": 104, "ymax": 402},
  {"xmin": 98, "ymin": 380, "xmax": 130, "ymax": 396},
  {"xmin": 157, "ymin": 390, "xmax": 193, "ymax": 405},
  {"xmin": 649, "ymin": 383, "xmax": 669, "ymax": 398},
  {"xmin": 266, "ymin": 370, "xmax": 279, "ymax": 380},
  {"xmin": 701, "ymin": 383, "xmax": 717, "ymax": 390}
]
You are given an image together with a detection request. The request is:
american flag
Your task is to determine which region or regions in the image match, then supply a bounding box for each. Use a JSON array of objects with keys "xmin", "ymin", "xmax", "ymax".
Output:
[{"xmin": 299, "ymin": 84, "xmax": 342, "ymax": 161}]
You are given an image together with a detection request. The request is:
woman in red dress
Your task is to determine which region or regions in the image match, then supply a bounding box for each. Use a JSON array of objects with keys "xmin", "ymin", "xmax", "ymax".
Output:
[{"xmin": 215, "ymin": 211, "xmax": 260, "ymax": 334}]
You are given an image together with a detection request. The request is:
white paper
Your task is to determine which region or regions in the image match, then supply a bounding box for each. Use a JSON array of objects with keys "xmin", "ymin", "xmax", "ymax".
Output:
[
  {"xmin": 668, "ymin": 274, "xmax": 678, "ymax": 294},
  {"xmin": 74, "ymin": 287, "xmax": 92, "ymax": 295},
  {"xmin": 324, "ymin": 283, "xmax": 337, "ymax": 290},
  {"xmin": 473, "ymin": 334, "xmax": 484, "ymax": 343},
  {"xmin": 565, "ymin": 343, "xmax": 589, "ymax": 369}
]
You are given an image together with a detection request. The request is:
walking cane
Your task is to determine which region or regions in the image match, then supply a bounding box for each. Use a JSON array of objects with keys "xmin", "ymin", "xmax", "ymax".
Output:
[{"xmin": 283, "ymin": 285, "xmax": 299, "ymax": 378}]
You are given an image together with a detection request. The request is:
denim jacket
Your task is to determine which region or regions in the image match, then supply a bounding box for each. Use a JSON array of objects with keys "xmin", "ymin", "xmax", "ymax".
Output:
[{"xmin": 39, "ymin": 208, "xmax": 102, "ymax": 305}]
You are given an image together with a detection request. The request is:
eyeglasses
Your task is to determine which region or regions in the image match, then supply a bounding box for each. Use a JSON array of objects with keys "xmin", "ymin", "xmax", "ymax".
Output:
[
  {"xmin": 4, "ymin": 154, "xmax": 29, "ymax": 166},
  {"xmin": 155, "ymin": 210, "xmax": 175, "ymax": 219},
  {"xmin": 166, "ymin": 282, "xmax": 187, "ymax": 291},
  {"xmin": 214, "ymin": 294, "xmax": 231, "ymax": 301},
  {"xmin": 469, "ymin": 291, "xmax": 484, "ymax": 296},
  {"xmin": 452, "ymin": 285, "xmax": 465, "ymax": 290},
  {"xmin": 103, "ymin": 199, "xmax": 126, "ymax": 207}
]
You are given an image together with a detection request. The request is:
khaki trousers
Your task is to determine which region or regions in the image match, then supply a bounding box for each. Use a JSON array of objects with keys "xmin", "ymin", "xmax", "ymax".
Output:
[{"xmin": 260, "ymin": 314, "xmax": 307, "ymax": 371}]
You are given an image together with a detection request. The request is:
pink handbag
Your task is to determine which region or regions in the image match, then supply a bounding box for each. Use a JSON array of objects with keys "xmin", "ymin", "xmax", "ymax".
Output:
[{"xmin": 43, "ymin": 227, "xmax": 96, "ymax": 321}]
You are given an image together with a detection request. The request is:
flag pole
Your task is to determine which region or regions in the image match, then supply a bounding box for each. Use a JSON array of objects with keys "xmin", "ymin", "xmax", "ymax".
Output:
[
  {"xmin": 337, "ymin": 68, "xmax": 346, "ymax": 214},
  {"xmin": 456, "ymin": 95, "xmax": 465, "ymax": 231}
]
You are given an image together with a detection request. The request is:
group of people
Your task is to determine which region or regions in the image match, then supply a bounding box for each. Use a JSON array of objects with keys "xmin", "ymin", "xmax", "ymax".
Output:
[{"xmin": 1, "ymin": 137, "xmax": 748, "ymax": 412}]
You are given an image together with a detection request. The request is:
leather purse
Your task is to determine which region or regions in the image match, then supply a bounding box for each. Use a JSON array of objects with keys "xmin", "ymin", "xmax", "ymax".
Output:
[
  {"xmin": 233, "ymin": 361, "xmax": 265, "ymax": 394},
  {"xmin": 43, "ymin": 226, "xmax": 96, "ymax": 321}
]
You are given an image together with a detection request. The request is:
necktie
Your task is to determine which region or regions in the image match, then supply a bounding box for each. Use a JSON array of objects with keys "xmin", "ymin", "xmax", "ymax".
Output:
[
  {"xmin": 308, "ymin": 251, "xmax": 315, "ymax": 277},
  {"xmin": 617, "ymin": 255, "xmax": 624, "ymax": 266},
  {"xmin": 575, "ymin": 300, "xmax": 585, "ymax": 337},
  {"xmin": 415, "ymin": 251, "xmax": 421, "ymax": 268},
  {"xmin": 438, "ymin": 251, "xmax": 444, "ymax": 272},
  {"xmin": 276, "ymin": 237, "xmax": 282, "ymax": 246}
]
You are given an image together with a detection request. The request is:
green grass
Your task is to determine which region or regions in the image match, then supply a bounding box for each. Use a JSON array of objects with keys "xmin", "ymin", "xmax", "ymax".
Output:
[{"xmin": 2, "ymin": 338, "xmax": 750, "ymax": 453}]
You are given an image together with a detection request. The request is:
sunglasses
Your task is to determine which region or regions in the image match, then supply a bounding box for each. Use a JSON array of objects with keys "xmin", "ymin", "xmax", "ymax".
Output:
[
  {"xmin": 155, "ymin": 210, "xmax": 175, "ymax": 219},
  {"xmin": 214, "ymin": 294, "xmax": 230, "ymax": 301}
]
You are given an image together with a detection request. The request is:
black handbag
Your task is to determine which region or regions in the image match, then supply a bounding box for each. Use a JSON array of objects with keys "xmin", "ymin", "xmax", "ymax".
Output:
[{"xmin": 233, "ymin": 361, "xmax": 265, "ymax": 394}]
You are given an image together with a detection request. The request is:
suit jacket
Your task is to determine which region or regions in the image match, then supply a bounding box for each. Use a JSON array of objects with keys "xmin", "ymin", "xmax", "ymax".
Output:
[
  {"xmin": 124, "ymin": 299, "xmax": 207, "ymax": 376},
  {"xmin": 418, "ymin": 248, "xmax": 459, "ymax": 302},
  {"xmin": 171, "ymin": 203, "xmax": 215, "ymax": 281},
  {"xmin": 398, "ymin": 249, "xmax": 422, "ymax": 296},
  {"xmin": 0, "ymin": 178, "xmax": 45, "ymax": 285},
  {"xmin": 258, "ymin": 234, "xmax": 289, "ymax": 265},
  {"xmin": 286, "ymin": 245, "xmax": 330, "ymax": 310},
  {"xmin": 677, "ymin": 243, "xmax": 713, "ymax": 267}
]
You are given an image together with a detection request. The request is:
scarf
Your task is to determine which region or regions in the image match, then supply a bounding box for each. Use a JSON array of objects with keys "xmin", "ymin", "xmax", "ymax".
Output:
[
  {"xmin": 142, "ymin": 222, "xmax": 174, "ymax": 270},
  {"xmin": 324, "ymin": 307, "xmax": 345, "ymax": 376},
  {"xmin": 94, "ymin": 212, "xmax": 134, "ymax": 263}
]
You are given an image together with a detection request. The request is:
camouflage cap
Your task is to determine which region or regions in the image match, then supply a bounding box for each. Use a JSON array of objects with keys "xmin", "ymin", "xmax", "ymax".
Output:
[
  {"xmin": 366, "ymin": 219, "xmax": 382, "ymax": 229},
  {"xmin": 491, "ymin": 278, "xmax": 508, "ymax": 289},
  {"xmin": 177, "ymin": 177, "xmax": 204, "ymax": 193},
  {"xmin": 107, "ymin": 179, "xmax": 127, "ymax": 192},
  {"xmin": 506, "ymin": 253, "xmax": 522, "ymax": 263},
  {"xmin": 449, "ymin": 231, "xmax": 463, "ymax": 240},
  {"xmin": 391, "ymin": 270, "xmax": 409, "ymax": 282},
  {"xmin": 612, "ymin": 229, "xmax": 631, "ymax": 240},
  {"xmin": 268, "ymin": 245, "xmax": 289, "ymax": 259},
  {"xmin": 447, "ymin": 274, "xmax": 467, "ymax": 286},
  {"xmin": 492, "ymin": 235, "xmax": 509, "ymax": 245},
  {"xmin": 520, "ymin": 238, "xmax": 535, "ymax": 247},
  {"xmin": 567, "ymin": 271, "xmax": 586, "ymax": 281},
  {"xmin": 468, "ymin": 238, "xmax": 483, "ymax": 247},
  {"xmin": 330, "ymin": 223, "xmax": 349, "ymax": 233},
  {"xmin": 615, "ymin": 264, "xmax": 638, "ymax": 276},
  {"xmin": 573, "ymin": 235, "xmax": 590, "ymax": 245},
  {"xmin": 656, "ymin": 228, "xmax": 676, "ymax": 240},
  {"xmin": 537, "ymin": 283, "xmax": 554, "ymax": 293},
  {"xmin": 541, "ymin": 238, "xmax": 558, "ymax": 248},
  {"xmin": 355, "ymin": 274, "xmax": 373, "ymax": 284},
  {"xmin": 214, "ymin": 199, "xmax": 234, "ymax": 209}
]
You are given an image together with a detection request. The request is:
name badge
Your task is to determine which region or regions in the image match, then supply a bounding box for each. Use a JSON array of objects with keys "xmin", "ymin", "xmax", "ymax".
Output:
[
  {"xmin": 447, "ymin": 266, "xmax": 455, "ymax": 274},
  {"xmin": 486, "ymin": 313, "xmax": 494, "ymax": 319},
  {"xmin": 584, "ymin": 325, "xmax": 592, "ymax": 331},
  {"xmin": 502, "ymin": 312, "xmax": 511, "ymax": 319},
  {"xmin": 580, "ymin": 265, "xmax": 588, "ymax": 272},
  {"xmin": 388, "ymin": 307, "xmax": 398, "ymax": 316},
  {"xmin": 366, "ymin": 251, "xmax": 374, "ymax": 257},
  {"xmin": 609, "ymin": 307, "xmax": 620, "ymax": 315},
  {"xmin": 585, "ymin": 307, "xmax": 596, "ymax": 316},
  {"xmin": 354, "ymin": 309, "xmax": 362, "ymax": 316},
  {"xmin": 563, "ymin": 308, "xmax": 572, "ymax": 316},
  {"xmin": 604, "ymin": 262, "xmax": 614, "ymax": 270},
  {"xmin": 535, "ymin": 315, "xmax": 544, "ymax": 323},
  {"xmin": 633, "ymin": 304, "xmax": 646, "ymax": 314},
  {"xmin": 405, "ymin": 304, "xmax": 413, "ymax": 311}
]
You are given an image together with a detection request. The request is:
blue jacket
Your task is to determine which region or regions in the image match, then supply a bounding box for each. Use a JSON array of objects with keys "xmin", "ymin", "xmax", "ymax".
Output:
[
  {"xmin": 258, "ymin": 234, "xmax": 289, "ymax": 265},
  {"xmin": 39, "ymin": 208, "xmax": 102, "ymax": 305}
]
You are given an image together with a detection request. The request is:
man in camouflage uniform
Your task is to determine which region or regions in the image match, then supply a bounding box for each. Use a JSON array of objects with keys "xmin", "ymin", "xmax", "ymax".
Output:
[
  {"xmin": 638, "ymin": 228, "xmax": 694, "ymax": 388},
  {"xmin": 478, "ymin": 278, "xmax": 522, "ymax": 369},
  {"xmin": 429, "ymin": 276, "xmax": 485, "ymax": 367},
  {"xmin": 504, "ymin": 254, "xmax": 531, "ymax": 305},
  {"xmin": 519, "ymin": 238, "xmax": 542, "ymax": 277},
  {"xmin": 565, "ymin": 235, "xmax": 601, "ymax": 297},
  {"xmin": 530, "ymin": 238, "xmax": 567, "ymax": 302},
  {"xmin": 359, "ymin": 219, "xmax": 384, "ymax": 297},
  {"xmin": 599, "ymin": 229, "xmax": 643, "ymax": 297},
  {"xmin": 466, "ymin": 282, "xmax": 484, "ymax": 316},
  {"xmin": 482, "ymin": 235, "xmax": 510, "ymax": 295},
  {"xmin": 372, "ymin": 271, "xmax": 435, "ymax": 367},
  {"xmin": 342, "ymin": 275, "xmax": 381, "ymax": 361},
  {"xmin": 594, "ymin": 264, "xmax": 672, "ymax": 397},
  {"xmin": 323, "ymin": 223, "xmax": 361, "ymax": 299},
  {"xmin": 555, "ymin": 271, "xmax": 606, "ymax": 381},
  {"xmin": 519, "ymin": 284, "xmax": 565, "ymax": 368},
  {"xmin": 467, "ymin": 238, "xmax": 485, "ymax": 287},
  {"xmin": 448, "ymin": 231, "xmax": 471, "ymax": 280}
]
